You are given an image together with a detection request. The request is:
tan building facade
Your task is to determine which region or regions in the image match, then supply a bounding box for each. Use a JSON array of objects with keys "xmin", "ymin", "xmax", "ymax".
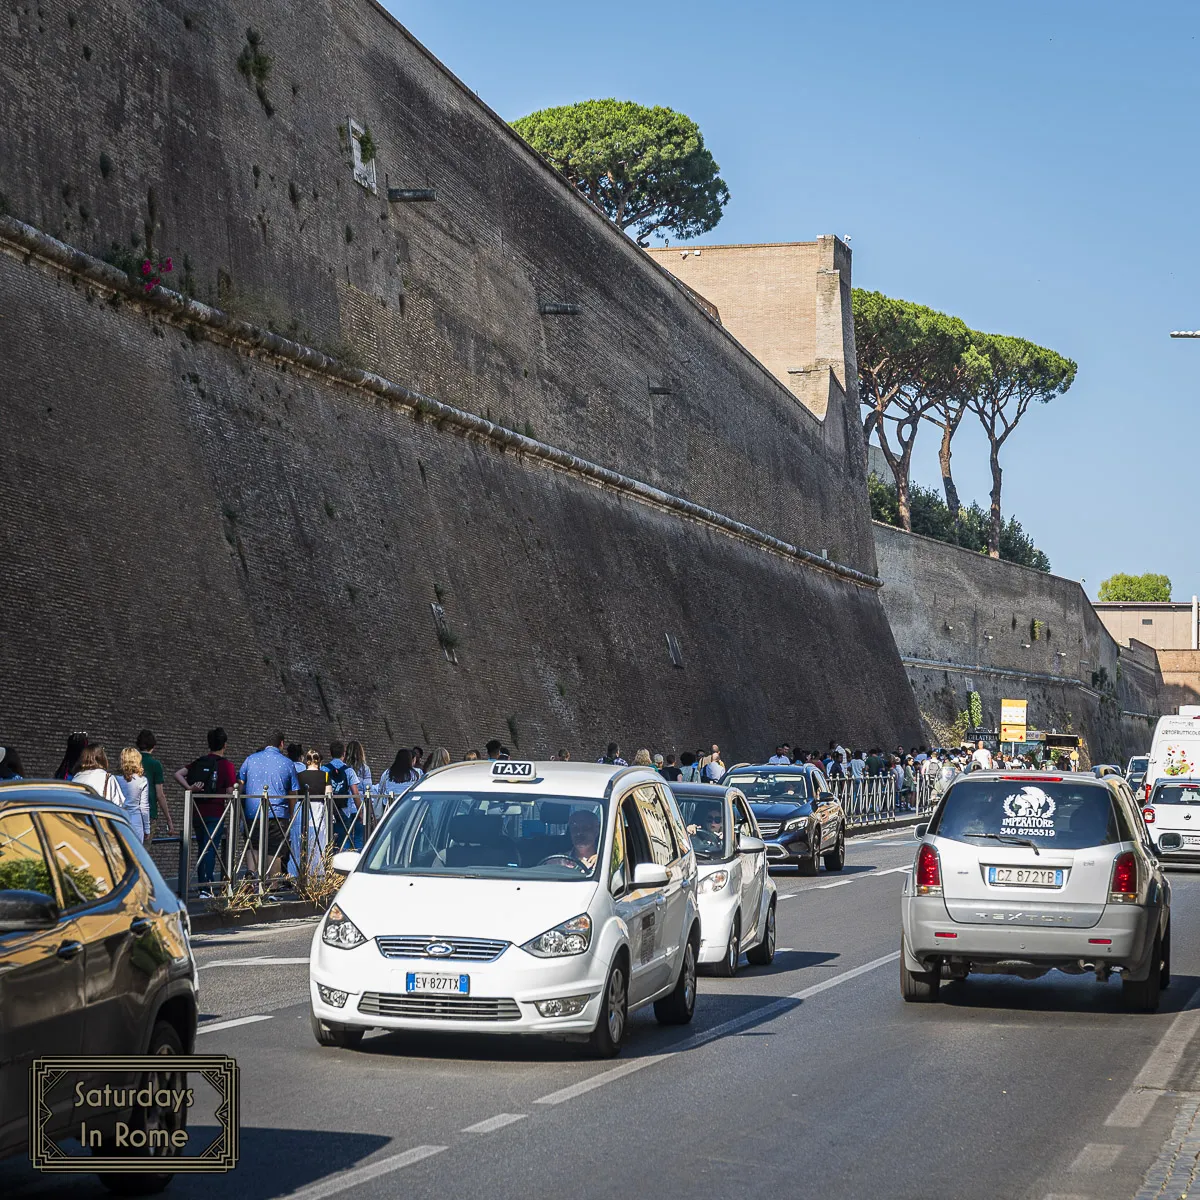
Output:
[
  {"xmin": 645, "ymin": 237, "xmax": 856, "ymax": 425},
  {"xmin": 1094, "ymin": 601, "xmax": 1199, "ymax": 651}
]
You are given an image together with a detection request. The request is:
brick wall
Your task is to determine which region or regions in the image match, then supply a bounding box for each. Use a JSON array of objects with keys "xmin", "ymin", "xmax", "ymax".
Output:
[{"xmin": 0, "ymin": 0, "xmax": 875, "ymax": 575}]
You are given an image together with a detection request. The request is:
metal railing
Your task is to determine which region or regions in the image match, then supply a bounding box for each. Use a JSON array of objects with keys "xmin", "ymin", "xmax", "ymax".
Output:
[
  {"xmin": 176, "ymin": 785, "xmax": 408, "ymax": 901},
  {"xmin": 828, "ymin": 771, "xmax": 938, "ymax": 827}
]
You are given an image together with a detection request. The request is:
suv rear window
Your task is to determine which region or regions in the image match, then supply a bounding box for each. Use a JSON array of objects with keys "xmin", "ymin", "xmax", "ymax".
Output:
[
  {"xmin": 1151, "ymin": 782, "xmax": 1200, "ymax": 805},
  {"xmin": 931, "ymin": 778, "xmax": 1128, "ymax": 850}
]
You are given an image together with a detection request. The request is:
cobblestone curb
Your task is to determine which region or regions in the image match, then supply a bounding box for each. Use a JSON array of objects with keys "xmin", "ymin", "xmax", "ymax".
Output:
[{"xmin": 1134, "ymin": 1095, "xmax": 1200, "ymax": 1200}]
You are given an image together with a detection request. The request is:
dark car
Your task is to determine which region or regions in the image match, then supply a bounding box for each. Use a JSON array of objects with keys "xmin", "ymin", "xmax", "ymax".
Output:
[
  {"xmin": 1127, "ymin": 755, "xmax": 1149, "ymax": 795},
  {"xmin": 0, "ymin": 782, "xmax": 198, "ymax": 1194},
  {"xmin": 719, "ymin": 765, "xmax": 845, "ymax": 874}
]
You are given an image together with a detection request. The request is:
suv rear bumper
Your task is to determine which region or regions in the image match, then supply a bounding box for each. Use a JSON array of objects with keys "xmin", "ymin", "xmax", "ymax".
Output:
[{"xmin": 901, "ymin": 895, "xmax": 1158, "ymax": 977}]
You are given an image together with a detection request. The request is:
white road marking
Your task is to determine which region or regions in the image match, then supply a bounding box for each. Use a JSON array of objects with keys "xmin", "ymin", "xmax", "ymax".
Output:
[
  {"xmin": 815, "ymin": 879, "xmax": 856, "ymax": 889},
  {"xmin": 1068, "ymin": 1143, "xmax": 1123, "ymax": 1171},
  {"xmin": 1042, "ymin": 1193, "xmax": 1093, "ymax": 1199},
  {"xmin": 776, "ymin": 947, "xmax": 794, "ymax": 953},
  {"xmin": 533, "ymin": 951, "xmax": 898, "ymax": 1106},
  {"xmin": 282, "ymin": 1145, "xmax": 447, "ymax": 1200},
  {"xmin": 461, "ymin": 1113, "xmax": 527, "ymax": 1133},
  {"xmin": 200, "ymin": 955, "xmax": 310, "ymax": 969},
  {"xmin": 196, "ymin": 1014, "xmax": 274, "ymax": 1035},
  {"xmin": 872, "ymin": 866, "xmax": 912, "ymax": 876},
  {"xmin": 1104, "ymin": 983, "xmax": 1200, "ymax": 1128}
]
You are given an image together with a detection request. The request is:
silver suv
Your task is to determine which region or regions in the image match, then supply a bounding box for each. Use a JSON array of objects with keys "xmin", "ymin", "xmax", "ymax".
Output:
[{"xmin": 900, "ymin": 770, "xmax": 1174, "ymax": 1011}]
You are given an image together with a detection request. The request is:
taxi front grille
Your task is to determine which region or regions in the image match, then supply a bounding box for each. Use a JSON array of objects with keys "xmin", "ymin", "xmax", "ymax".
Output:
[
  {"xmin": 358, "ymin": 993, "xmax": 521, "ymax": 1021},
  {"xmin": 375, "ymin": 935, "xmax": 508, "ymax": 962}
]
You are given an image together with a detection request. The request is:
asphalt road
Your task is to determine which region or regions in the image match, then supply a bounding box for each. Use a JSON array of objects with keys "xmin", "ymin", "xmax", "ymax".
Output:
[{"xmin": 8, "ymin": 828, "xmax": 1200, "ymax": 1200}]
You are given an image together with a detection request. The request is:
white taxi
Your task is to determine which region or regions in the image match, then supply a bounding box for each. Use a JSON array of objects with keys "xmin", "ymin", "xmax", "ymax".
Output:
[{"xmin": 308, "ymin": 760, "xmax": 701, "ymax": 1057}]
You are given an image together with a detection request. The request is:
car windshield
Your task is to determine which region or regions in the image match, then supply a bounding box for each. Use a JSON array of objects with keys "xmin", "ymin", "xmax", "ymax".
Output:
[
  {"xmin": 1129, "ymin": 758, "xmax": 1148, "ymax": 773},
  {"xmin": 931, "ymin": 778, "xmax": 1125, "ymax": 850},
  {"xmin": 1151, "ymin": 783, "xmax": 1200, "ymax": 805},
  {"xmin": 674, "ymin": 796, "xmax": 730, "ymax": 860},
  {"xmin": 361, "ymin": 792, "xmax": 606, "ymax": 881},
  {"xmin": 725, "ymin": 771, "xmax": 810, "ymax": 802}
]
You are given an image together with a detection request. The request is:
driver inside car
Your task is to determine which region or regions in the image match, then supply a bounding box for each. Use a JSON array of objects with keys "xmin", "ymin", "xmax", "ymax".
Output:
[
  {"xmin": 567, "ymin": 808, "xmax": 600, "ymax": 869},
  {"xmin": 687, "ymin": 802, "xmax": 724, "ymax": 840}
]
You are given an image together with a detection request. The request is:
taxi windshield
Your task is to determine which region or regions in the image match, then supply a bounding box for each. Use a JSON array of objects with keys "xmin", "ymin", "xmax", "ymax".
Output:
[
  {"xmin": 674, "ymin": 797, "xmax": 730, "ymax": 860},
  {"xmin": 362, "ymin": 792, "xmax": 607, "ymax": 881}
]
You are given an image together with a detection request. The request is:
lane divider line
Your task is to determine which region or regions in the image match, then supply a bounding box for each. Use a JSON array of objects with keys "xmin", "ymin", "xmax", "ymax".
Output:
[
  {"xmin": 533, "ymin": 950, "xmax": 899, "ymax": 1107},
  {"xmin": 281, "ymin": 1145, "xmax": 448, "ymax": 1200},
  {"xmin": 461, "ymin": 1113, "xmax": 527, "ymax": 1134},
  {"xmin": 1068, "ymin": 1142, "xmax": 1124, "ymax": 1172},
  {"xmin": 200, "ymin": 956, "xmax": 310, "ymax": 970},
  {"xmin": 1105, "ymin": 983, "xmax": 1200, "ymax": 1128},
  {"xmin": 196, "ymin": 1014, "xmax": 274, "ymax": 1035}
]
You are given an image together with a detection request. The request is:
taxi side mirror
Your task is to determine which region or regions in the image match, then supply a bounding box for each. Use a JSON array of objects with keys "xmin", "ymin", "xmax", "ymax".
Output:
[
  {"xmin": 331, "ymin": 851, "xmax": 361, "ymax": 874},
  {"xmin": 633, "ymin": 863, "xmax": 669, "ymax": 888}
]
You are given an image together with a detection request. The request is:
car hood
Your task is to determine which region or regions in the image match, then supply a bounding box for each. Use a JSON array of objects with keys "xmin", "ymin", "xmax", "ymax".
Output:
[
  {"xmin": 748, "ymin": 801, "xmax": 812, "ymax": 819},
  {"xmin": 336, "ymin": 873, "xmax": 599, "ymax": 944}
]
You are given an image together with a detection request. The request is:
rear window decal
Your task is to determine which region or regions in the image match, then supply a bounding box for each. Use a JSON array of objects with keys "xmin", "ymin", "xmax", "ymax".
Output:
[{"xmin": 1001, "ymin": 787, "xmax": 1058, "ymax": 837}]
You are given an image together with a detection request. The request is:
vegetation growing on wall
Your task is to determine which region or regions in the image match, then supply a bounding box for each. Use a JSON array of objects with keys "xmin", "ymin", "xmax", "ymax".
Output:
[{"xmin": 868, "ymin": 474, "xmax": 1051, "ymax": 572}]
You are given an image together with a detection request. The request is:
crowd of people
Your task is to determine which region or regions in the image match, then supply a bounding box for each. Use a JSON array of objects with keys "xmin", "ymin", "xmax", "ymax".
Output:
[{"xmin": 0, "ymin": 725, "xmax": 1066, "ymax": 898}]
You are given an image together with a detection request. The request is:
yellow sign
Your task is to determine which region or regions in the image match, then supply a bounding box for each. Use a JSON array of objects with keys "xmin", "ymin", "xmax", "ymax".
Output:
[{"xmin": 1001, "ymin": 699, "xmax": 1027, "ymax": 744}]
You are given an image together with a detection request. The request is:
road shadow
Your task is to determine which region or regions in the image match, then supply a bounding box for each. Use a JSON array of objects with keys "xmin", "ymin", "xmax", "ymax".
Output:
[
  {"xmin": 769, "ymin": 863, "xmax": 876, "ymax": 878},
  {"xmin": 745, "ymin": 949, "xmax": 838, "ymax": 975},
  {"xmin": 932, "ymin": 971, "xmax": 1200, "ymax": 1015}
]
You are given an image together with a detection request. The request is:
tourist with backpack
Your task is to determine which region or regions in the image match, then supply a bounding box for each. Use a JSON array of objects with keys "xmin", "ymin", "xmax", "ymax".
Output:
[
  {"xmin": 678, "ymin": 751, "xmax": 702, "ymax": 782},
  {"xmin": 324, "ymin": 740, "xmax": 362, "ymax": 850},
  {"xmin": 175, "ymin": 728, "xmax": 237, "ymax": 896}
]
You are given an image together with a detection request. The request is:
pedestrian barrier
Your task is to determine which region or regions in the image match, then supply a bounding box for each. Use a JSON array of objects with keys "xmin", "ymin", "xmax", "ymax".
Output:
[
  {"xmin": 827, "ymin": 772, "xmax": 938, "ymax": 827},
  {"xmin": 176, "ymin": 785, "xmax": 404, "ymax": 902}
]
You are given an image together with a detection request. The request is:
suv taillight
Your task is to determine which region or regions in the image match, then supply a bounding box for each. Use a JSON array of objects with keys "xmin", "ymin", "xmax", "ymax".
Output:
[
  {"xmin": 1110, "ymin": 850, "xmax": 1137, "ymax": 903},
  {"xmin": 916, "ymin": 843, "xmax": 942, "ymax": 895},
  {"xmin": 1143, "ymin": 806, "xmax": 1156, "ymax": 825}
]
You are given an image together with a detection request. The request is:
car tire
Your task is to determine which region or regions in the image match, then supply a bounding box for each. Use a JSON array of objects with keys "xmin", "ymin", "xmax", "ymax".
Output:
[
  {"xmin": 711, "ymin": 915, "xmax": 740, "ymax": 978},
  {"xmin": 1123, "ymin": 932, "xmax": 1164, "ymax": 1013},
  {"xmin": 587, "ymin": 955, "xmax": 628, "ymax": 1059},
  {"xmin": 310, "ymin": 1006, "xmax": 365, "ymax": 1049},
  {"xmin": 655, "ymin": 932, "xmax": 698, "ymax": 1025},
  {"xmin": 798, "ymin": 826, "xmax": 822, "ymax": 876},
  {"xmin": 900, "ymin": 936, "xmax": 941, "ymax": 1003},
  {"xmin": 98, "ymin": 1020, "xmax": 186, "ymax": 1196},
  {"xmin": 824, "ymin": 825, "xmax": 846, "ymax": 872},
  {"xmin": 746, "ymin": 899, "xmax": 776, "ymax": 966}
]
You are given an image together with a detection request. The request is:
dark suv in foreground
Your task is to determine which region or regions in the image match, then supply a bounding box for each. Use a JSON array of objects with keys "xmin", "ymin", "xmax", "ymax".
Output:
[{"xmin": 0, "ymin": 782, "xmax": 198, "ymax": 1193}]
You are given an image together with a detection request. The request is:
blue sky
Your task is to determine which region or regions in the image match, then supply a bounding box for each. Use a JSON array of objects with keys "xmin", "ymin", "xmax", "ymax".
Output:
[{"xmin": 385, "ymin": 1, "xmax": 1199, "ymax": 600}]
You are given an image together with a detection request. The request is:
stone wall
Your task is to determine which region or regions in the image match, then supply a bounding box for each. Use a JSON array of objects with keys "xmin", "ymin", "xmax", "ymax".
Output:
[
  {"xmin": 0, "ymin": 0, "xmax": 874, "ymax": 575},
  {"xmin": 872, "ymin": 523, "xmax": 1160, "ymax": 762}
]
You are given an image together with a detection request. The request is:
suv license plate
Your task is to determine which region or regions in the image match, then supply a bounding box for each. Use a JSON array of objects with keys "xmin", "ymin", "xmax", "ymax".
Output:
[
  {"xmin": 406, "ymin": 972, "xmax": 469, "ymax": 995},
  {"xmin": 987, "ymin": 866, "xmax": 1063, "ymax": 888}
]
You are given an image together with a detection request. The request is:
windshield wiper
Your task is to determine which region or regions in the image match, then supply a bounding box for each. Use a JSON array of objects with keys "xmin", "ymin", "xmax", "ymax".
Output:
[{"xmin": 964, "ymin": 831, "xmax": 1041, "ymax": 857}]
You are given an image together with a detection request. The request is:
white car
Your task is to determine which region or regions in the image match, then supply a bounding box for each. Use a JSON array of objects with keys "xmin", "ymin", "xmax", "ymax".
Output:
[
  {"xmin": 309, "ymin": 759, "xmax": 701, "ymax": 1057},
  {"xmin": 670, "ymin": 783, "xmax": 776, "ymax": 974},
  {"xmin": 1142, "ymin": 777, "xmax": 1200, "ymax": 864}
]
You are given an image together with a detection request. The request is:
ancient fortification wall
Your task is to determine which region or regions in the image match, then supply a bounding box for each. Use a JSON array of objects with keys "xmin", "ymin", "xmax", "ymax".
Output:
[
  {"xmin": 873, "ymin": 523, "xmax": 1159, "ymax": 762},
  {"xmin": 0, "ymin": 0, "xmax": 921, "ymax": 772}
]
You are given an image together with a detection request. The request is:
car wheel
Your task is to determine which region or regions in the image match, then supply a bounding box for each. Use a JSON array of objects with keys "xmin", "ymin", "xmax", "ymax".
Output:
[
  {"xmin": 711, "ymin": 915, "xmax": 740, "ymax": 978},
  {"xmin": 655, "ymin": 932, "xmax": 698, "ymax": 1025},
  {"xmin": 824, "ymin": 825, "xmax": 846, "ymax": 872},
  {"xmin": 98, "ymin": 1020, "xmax": 186, "ymax": 1196},
  {"xmin": 309, "ymin": 1006, "xmax": 365, "ymax": 1049},
  {"xmin": 1124, "ymin": 932, "xmax": 1164, "ymax": 1013},
  {"xmin": 1161, "ymin": 922, "xmax": 1172, "ymax": 990},
  {"xmin": 746, "ymin": 899, "xmax": 776, "ymax": 966},
  {"xmin": 587, "ymin": 955, "xmax": 628, "ymax": 1059},
  {"xmin": 798, "ymin": 826, "xmax": 822, "ymax": 876},
  {"xmin": 899, "ymin": 936, "xmax": 941, "ymax": 1003}
]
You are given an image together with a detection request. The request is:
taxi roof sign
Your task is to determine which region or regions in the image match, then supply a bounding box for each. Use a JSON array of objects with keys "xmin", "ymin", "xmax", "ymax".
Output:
[{"xmin": 491, "ymin": 760, "xmax": 536, "ymax": 780}]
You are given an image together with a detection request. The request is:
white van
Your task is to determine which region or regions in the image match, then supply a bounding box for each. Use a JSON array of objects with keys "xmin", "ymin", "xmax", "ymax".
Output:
[{"xmin": 1143, "ymin": 712, "xmax": 1200, "ymax": 799}]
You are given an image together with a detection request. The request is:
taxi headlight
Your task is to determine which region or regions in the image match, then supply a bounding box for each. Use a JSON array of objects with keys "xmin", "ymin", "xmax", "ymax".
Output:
[
  {"xmin": 322, "ymin": 903, "xmax": 367, "ymax": 949},
  {"xmin": 783, "ymin": 818, "xmax": 807, "ymax": 833},
  {"xmin": 698, "ymin": 870, "xmax": 730, "ymax": 895},
  {"xmin": 522, "ymin": 913, "xmax": 592, "ymax": 958}
]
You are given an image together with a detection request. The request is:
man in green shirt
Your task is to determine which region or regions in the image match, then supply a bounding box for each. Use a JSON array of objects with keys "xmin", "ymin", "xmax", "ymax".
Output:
[
  {"xmin": 137, "ymin": 729, "xmax": 175, "ymax": 835},
  {"xmin": 865, "ymin": 748, "xmax": 885, "ymax": 776}
]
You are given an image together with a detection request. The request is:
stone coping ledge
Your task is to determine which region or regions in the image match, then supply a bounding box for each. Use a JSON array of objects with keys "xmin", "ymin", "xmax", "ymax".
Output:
[{"xmin": 0, "ymin": 214, "xmax": 881, "ymax": 591}]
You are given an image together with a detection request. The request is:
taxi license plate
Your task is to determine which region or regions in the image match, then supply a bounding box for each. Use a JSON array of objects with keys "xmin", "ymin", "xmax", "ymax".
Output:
[
  {"xmin": 1184, "ymin": 835, "xmax": 1200, "ymax": 847},
  {"xmin": 406, "ymin": 972, "xmax": 469, "ymax": 995},
  {"xmin": 987, "ymin": 866, "xmax": 1063, "ymax": 888}
]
